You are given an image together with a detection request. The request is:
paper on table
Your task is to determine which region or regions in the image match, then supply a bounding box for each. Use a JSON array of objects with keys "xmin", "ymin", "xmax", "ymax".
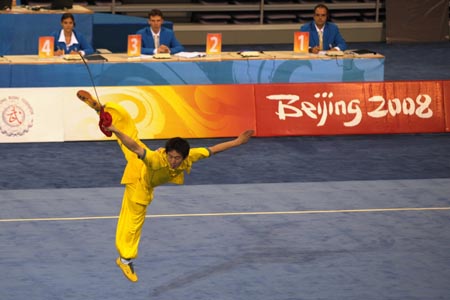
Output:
[
  {"xmin": 153, "ymin": 53, "xmax": 172, "ymax": 59},
  {"xmin": 174, "ymin": 52, "xmax": 206, "ymax": 58},
  {"xmin": 239, "ymin": 51, "xmax": 260, "ymax": 57},
  {"xmin": 139, "ymin": 54, "xmax": 154, "ymax": 59}
]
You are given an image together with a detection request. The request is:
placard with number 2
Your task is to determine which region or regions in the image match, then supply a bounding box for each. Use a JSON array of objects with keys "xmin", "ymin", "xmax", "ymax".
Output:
[{"xmin": 206, "ymin": 33, "xmax": 222, "ymax": 55}]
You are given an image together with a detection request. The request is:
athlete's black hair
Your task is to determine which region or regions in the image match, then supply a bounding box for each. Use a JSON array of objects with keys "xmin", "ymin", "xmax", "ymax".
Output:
[{"xmin": 165, "ymin": 137, "xmax": 190, "ymax": 159}]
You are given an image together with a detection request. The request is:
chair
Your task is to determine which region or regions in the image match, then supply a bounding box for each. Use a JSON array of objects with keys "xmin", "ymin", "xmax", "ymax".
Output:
[
  {"xmin": 297, "ymin": 12, "xmax": 314, "ymax": 23},
  {"xmin": 232, "ymin": 12, "xmax": 260, "ymax": 24},
  {"xmin": 361, "ymin": 10, "xmax": 385, "ymax": 22},
  {"xmin": 328, "ymin": 0, "xmax": 359, "ymax": 2},
  {"xmin": 94, "ymin": 0, "xmax": 121, "ymax": 6},
  {"xmin": 198, "ymin": 0, "xmax": 230, "ymax": 4},
  {"xmin": 193, "ymin": 12, "xmax": 233, "ymax": 24},
  {"xmin": 231, "ymin": 0, "xmax": 260, "ymax": 3},
  {"xmin": 121, "ymin": 0, "xmax": 190, "ymax": 3},
  {"xmin": 297, "ymin": 0, "xmax": 326, "ymax": 3},
  {"xmin": 330, "ymin": 11, "xmax": 362, "ymax": 22},
  {"xmin": 264, "ymin": 12, "xmax": 297, "ymax": 23},
  {"xmin": 265, "ymin": 0, "xmax": 294, "ymax": 3}
]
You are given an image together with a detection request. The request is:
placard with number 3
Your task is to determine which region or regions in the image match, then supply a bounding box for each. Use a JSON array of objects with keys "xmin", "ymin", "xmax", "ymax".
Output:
[
  {"xmin": 128, "ymin": 34, "xmax": 142, "ymax": 57},
  {"xmin": 206, "ymin": 33, "xmax": 222, "ymax": 55},
  {"xmin": 294, "ymin": 32, "xmax": 309, "ymax": 54},
  {"xmin": 38, "ymin": 36, "xmax": 54, "ymax": 58}
]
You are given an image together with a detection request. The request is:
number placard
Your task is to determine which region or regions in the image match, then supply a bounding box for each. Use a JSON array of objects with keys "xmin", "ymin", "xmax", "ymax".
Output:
[
  {"xmin": 206, "ymin": 33, "xmax": 222, "ymax": 55},
  {"xmin": 294, "ymin": 32, "xmax": 309, "ymax": 54},
  {"xmin": 38, "ymin": 36, "xmax": 54, "ymax": 58},
  {"xmin": 128, "ymin": 34, "xmax": 142, "ymax": 57}
]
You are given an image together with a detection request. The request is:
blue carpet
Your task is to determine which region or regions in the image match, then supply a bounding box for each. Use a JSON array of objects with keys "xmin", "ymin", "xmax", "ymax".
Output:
[
  {"xmin": 1, "ymin": 180, "xmax": 449, "ymax": 300},
  {"xmin": 1, "ymin": 133, "xmax": 449, "ymax": 189}
]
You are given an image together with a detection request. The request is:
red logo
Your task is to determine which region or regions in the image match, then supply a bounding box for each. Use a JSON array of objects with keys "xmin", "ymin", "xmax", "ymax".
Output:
[{"xmin": 0, "ymin": 96, "xmax": 34, "ymax": 137}]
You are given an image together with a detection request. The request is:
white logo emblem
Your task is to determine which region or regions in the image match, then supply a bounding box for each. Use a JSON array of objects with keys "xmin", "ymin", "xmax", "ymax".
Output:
[{"xmin": 0, "ymin": 96, "xmax": 34, "ymax": 137}]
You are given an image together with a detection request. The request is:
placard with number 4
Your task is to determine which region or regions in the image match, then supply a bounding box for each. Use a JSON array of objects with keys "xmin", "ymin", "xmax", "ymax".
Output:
[{"xmin": 39, "ymin": 36, "xmax": 55, "ymax": 58}]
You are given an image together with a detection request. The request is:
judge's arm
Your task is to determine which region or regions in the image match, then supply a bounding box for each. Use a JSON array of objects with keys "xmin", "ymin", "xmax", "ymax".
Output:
[
  {"xmin": 106, "ymin": 124, "xmax": 146, "ymax": 158},
  {"xmin": 208, "ymin": 130, "xmax": 254, "ymax": 155}
]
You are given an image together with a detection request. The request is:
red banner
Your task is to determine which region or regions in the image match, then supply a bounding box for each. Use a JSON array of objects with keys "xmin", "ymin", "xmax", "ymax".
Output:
[
  {"xmin": 2, "ymin": 80, "xmax": 448, "ymax": 143},
  {"xmin": 254, "ymin": 81, "xmax": 446, "ymax": 136},
  {"xmin": 443, "ymin": 80, "xmax": 450, "ymax": 132}
]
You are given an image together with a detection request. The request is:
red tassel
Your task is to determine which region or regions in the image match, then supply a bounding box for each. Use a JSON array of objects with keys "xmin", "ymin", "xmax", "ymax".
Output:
[{"xmin": 99, "ymin": 108, "xmax": 113, "ymax": 137}]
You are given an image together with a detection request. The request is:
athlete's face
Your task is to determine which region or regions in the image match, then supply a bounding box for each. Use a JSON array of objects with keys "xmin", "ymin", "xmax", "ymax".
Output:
[{"xmin": 167, "ymin": 150, "xmax": 184, "ymax": 169}]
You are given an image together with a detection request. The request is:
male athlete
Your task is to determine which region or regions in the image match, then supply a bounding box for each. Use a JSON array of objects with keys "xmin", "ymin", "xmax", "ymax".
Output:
[{"xmin": 77, "ymin": 90, "xmax": 254, "ymax": 282}]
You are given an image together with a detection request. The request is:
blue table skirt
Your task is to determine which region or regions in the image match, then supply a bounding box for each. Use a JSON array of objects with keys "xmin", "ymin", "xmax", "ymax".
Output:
[{"xmin": 1, "ymin": 57, "xmax": 384, "ymax": 88}]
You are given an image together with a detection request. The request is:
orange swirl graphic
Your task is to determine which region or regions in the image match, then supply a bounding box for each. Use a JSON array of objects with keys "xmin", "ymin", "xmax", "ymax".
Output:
[{"xmin": 97, "ymin": 85, "xmax": 255, "ymax": 138}]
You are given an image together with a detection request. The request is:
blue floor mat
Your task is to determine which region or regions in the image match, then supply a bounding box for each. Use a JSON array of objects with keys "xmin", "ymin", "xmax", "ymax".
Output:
[{"xmin": 1, "ymin": 133, "xmax": 449, "ymax": 189}]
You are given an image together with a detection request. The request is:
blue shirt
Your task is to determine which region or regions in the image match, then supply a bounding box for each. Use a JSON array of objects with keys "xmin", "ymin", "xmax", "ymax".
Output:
[
  {"xmin": 50, "ymin": 29, "xmax": 94, "ymax": 55},
  {"xmin": 300, "ymin": 21, "xmax": 347, "ymax": 51},
  {"xmin": 136, "ymin": 26, "xmax": 184, "ymax": 55}
]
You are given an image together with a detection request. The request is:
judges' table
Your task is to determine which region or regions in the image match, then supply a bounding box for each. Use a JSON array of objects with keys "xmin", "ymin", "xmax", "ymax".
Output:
[
  {"xmin": 0, "ymin": 5, "xmax": 93, "ymax": 55},
  {"xmin": 0, "ymin": 51, "xmax": 384, "ymax": 87}
]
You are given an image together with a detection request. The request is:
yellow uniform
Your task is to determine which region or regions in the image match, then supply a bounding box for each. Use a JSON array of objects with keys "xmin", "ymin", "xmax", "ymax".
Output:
[{"xmin": 104, "ymin": 102, "xmax": 211, "ymax": 259}]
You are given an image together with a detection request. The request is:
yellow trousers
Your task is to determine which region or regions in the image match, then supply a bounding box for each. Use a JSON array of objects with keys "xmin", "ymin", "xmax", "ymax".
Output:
[
  {"xmin": 115, "ymin": 183, "xmax": 147, "ymax": 259},
  {"xmin": 104, "ymin": 102, "xmax": 151, "ymax": 260}
]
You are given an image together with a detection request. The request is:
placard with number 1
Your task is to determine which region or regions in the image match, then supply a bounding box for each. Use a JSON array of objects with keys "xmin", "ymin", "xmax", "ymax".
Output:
[{"xmin": 294, "ymin": 32, "xmax": 309, "ymax": 54}]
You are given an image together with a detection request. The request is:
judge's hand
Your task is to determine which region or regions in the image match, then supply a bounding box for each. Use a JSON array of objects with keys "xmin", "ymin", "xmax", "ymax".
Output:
[
  {"xmin": 310, "ymin": 46, "xmax": 320, "ymax": 54},
  {"xmin": 158, "ymin": 45, "xmax": 170, "ymax": 53}
]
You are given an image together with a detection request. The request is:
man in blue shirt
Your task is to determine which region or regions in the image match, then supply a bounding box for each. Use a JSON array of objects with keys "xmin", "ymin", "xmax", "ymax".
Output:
[
  {"xmin": 300, "ymin": 4, "xmax": 347, "ymax": 54},
  {"xmin": 136, "ymin": 9, "xmax": 184, "ymax": 55}
]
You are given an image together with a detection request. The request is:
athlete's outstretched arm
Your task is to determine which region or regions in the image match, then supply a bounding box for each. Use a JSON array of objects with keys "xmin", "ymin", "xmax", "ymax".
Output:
[
  {"xmin": 208, "ymin": 130, "xmax": 254, "ymax": 155},
  {"xmin": 106, "ymin": 124, "xmax": 145, "ymax": 158}
]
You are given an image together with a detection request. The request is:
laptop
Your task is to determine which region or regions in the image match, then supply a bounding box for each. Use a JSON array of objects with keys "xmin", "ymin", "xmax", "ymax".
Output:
[
  {"xmin": 351, "ymin": 49, "xmax": 377, "ymax": 55},
  {"xmin": 85, "ymin": 54, "xmax": 108, "ymax": 62}
]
